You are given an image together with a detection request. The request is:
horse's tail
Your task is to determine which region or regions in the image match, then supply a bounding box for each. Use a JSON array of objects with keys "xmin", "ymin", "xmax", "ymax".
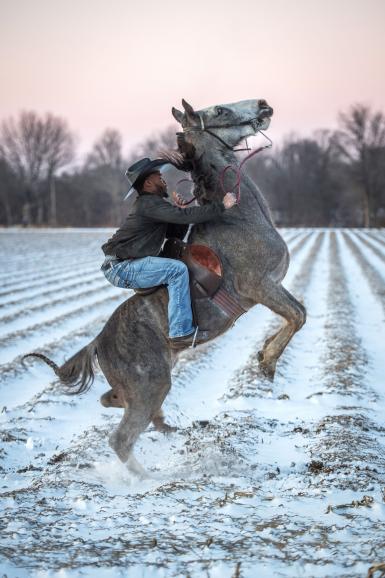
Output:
[{"xmin": 22, "ymin": 340, "xmax": 98, "ymax": 395}]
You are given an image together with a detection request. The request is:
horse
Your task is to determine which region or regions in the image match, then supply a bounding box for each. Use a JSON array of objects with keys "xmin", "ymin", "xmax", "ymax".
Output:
[{"xmin": 23, "ymin": 98, "xmax": 306, "ymax": 475}]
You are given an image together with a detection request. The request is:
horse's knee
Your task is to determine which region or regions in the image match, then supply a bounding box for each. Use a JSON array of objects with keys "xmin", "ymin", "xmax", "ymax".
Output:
[
  {"xmin": 300, "ymin": 304, "xmax": 307, "ymax": 327},
  {"xmin": 293, "ymin": 304, "xmax": 306, "ymax": 330}
]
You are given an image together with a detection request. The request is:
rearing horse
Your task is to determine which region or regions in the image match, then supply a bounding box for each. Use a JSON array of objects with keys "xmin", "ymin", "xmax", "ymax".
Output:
[{"xmin": 24, "ymin": 98, "xmax": 306, "ymax": 475}]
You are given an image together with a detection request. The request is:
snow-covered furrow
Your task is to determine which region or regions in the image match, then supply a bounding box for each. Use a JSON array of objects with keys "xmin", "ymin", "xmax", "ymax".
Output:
[
  {"xmin": 342, "ymin": 232, "xmax": 385, "ymax": 314},
  {"xmin": 314, "ymin": 232, "xmax": 372, "ymax": 400},
  {"xmin": 364, "ymin": 230, "xmax": 385, "ymax": 248},
  {"xmin": 0, "ymin": 236, "xmax": 104, "ymax": 272},
  {"xmin": 225, "ymin": 232, "xmax": 323, "ymax": 399},
  {"xmin": 0, "ymin": 291, "xmax": 125, "ymax": 366},
  {"xmin": 0, "ymin": 249, "xmax": 97, "ymax": 280},
  {"xmin": 0, "ymin": 229, "xmax": 109, "ymax": 281},
  {"xmin": 354, "ymin": 230, "xmax": 385, "ymax": 264},
  {"xmin": 0, "ymin": 282, "xmax": 116, "ymax": 340},
  {"xmin": 0, "ymin": 258, "xmax": 100, "ymax": 297},
  {"xmin": 0, "ymin": 258, "xmax": 100, "ymax": 296},
  {"xmin": 1, "ymin": 229, "xmax": 384, "ymax": 578},
  {"xmin": 0, "ymin": 268, "xmax": 104, "ymax": 312},
  {"xmin": 0, "ymin": 309, "xmax": 128, "ymax": 407},
  {"xmin": 303, "ymin": 230, "xmax": 385, "ymax": 489},
  {"xmin": 0, "ymin": 278, "xmax": 112, "ymax": 333}
]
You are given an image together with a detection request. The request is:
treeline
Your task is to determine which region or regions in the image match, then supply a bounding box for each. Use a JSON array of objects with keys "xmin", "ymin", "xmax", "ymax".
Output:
[{"xmin": 0, "ymin": 104, "xmax": 384, "ymax": 227}]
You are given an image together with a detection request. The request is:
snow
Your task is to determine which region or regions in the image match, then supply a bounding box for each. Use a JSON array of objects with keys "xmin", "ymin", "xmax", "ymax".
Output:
[{"xmin": 0, "ymin": 228, "xmax": 384, "ymax": 578}]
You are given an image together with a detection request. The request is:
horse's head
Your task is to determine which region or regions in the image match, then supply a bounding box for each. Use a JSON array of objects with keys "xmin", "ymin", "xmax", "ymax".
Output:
[{"xmin": 172, "ymin": 98, "xmax": 273, "ymax": 150}]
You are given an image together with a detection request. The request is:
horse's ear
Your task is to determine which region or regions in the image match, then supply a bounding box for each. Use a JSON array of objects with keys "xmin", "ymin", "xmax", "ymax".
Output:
[
  {"xmin": 181, "ymin": 99, "xmax": 196, "ymax": 120},
  {"xmin": 172, "ymin": 107, "xmax": 184, "ymax": 124}
]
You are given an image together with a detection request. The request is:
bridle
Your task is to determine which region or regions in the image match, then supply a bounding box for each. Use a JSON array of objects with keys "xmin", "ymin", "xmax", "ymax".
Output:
[
  {"xmin": 175, "ymin": 113, "xmax": 273, "ymax": 205},
  {"xmin": 183, "ymin": 113, "xmax": 270, "ymax": 151}
]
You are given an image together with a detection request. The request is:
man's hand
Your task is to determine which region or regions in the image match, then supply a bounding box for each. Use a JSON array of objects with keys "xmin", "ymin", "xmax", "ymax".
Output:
[
  {"xmin": 171, "ymin": 191, "xmax": 188, "ymax": 207},
  {"xmin": 223, "ymin": 192, "xmax": 237, "ymax": 209}
]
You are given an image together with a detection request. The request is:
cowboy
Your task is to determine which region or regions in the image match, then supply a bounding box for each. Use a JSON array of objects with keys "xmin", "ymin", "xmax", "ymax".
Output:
[{"xmin": 101, "ymin": 158, "xmax": 236, "ymax": 348}]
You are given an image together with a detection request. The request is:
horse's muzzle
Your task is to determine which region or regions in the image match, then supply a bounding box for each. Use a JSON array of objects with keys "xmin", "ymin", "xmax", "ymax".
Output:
[{"xmin": 258, "ymin": 106, "xmax": 274, "ymax": 120}]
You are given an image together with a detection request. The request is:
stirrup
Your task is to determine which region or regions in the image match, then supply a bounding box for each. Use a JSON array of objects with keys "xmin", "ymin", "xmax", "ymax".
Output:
[{"xmin": 191, "ymin": 326, "xmax": 199, "ymax": 348}]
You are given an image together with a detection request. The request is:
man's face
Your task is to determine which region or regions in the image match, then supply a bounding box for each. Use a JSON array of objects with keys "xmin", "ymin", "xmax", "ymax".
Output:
[{"xmin": 143, "ymin": 171, "xmax": 167, "ymax": 196}]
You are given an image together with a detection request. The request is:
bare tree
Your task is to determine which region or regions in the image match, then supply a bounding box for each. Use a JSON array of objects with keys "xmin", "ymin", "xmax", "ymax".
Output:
[
  {"xmin": 335, "ymin": 103, "xmax": 385, "ymax": 226},
  {"xmin": 136, "ymin": 125, "xmax": 178, "ymax": 158},
  {"xmin": 245, "ymin": 130, "xmax": 345, "ymax": 226},
  {"xmin": 86, "ymin": 128, "xmax": 123, "ymax": 170},
  {"xmin": 0, "ymin": 111, "xmax": 75, "ymax": 225}
]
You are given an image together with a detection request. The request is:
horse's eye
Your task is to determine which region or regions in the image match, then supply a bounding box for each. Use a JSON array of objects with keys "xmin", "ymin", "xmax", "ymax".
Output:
[{"xmin": 216, "ymin": 107, "xmax": 223, "ymax": 116}]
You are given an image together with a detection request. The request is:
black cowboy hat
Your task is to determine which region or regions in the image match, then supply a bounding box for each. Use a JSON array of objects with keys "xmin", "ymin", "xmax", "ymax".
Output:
[{"xmin": 124, "ymin": 158, "xmax": 169, "ymax": 200}]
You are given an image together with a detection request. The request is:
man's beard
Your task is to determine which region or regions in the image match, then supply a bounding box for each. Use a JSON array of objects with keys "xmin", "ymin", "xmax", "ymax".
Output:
[{"xmin": 155, "ymin": 184, "xmax": 168, "ymax": 198}]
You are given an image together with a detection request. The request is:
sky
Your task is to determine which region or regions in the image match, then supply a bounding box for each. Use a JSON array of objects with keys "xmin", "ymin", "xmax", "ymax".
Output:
[{"xmin": 1, "ymin": 0, "xmax": 384, "ymax": 159}]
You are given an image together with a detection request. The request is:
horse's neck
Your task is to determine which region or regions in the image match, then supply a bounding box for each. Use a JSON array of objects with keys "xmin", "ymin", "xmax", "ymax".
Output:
[{"xmin": 189, "ymin": 143, "xmax": 275, "ymax": 252}]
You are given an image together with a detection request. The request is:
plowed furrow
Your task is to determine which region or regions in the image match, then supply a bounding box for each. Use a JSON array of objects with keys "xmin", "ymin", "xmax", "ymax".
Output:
[
  {"xmin": 317, "ymin": 232, "xmax": 372, "ymax": 399},
  {"xmin": 0, "ymin": 312, "xmax": 112, "ymax": 386},
  {"xmin": 225, "ymin": 232, "xmax": 323, "ymax": 398},
  {"xmin": 364, "ymin": 230, "xmax": 385, "ymax": 248},
  {"xmin": 0, "ymin": 261, "xmax": 99, "ymax": 298},
  {"xmin": 0, "ymin": 270, "xmax": 102, "ymax": 311},
  {"xmin": 343, "ymin": 233, "xmax": 385, "ymax": 313},
  {"xmin": 0, "ymin": 279, "xmax": 109, "ymax": 331},
  {"xmin": 355, "ymin": 231, "xmax": 385, "ymax": 263},
  {"xmin": 305, "ymin": 231, "xmax": 385, "ymax": 490},
  {"xmin": 0, "ymin": 292, "xmax": 124, "ymax": 365},
  {"xmin": 0, "ymin": 246, "xmax": 101, "ymax": 279}
]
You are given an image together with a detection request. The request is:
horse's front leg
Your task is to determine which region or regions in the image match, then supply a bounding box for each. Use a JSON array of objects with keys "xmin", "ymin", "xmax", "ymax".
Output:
[{"xmin": 252, "ymin": 279, "xmax": 306, "ymax": 380}]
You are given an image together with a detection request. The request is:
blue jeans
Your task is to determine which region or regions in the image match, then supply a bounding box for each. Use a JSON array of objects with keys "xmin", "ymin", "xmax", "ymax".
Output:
[{"xmin": 102, "ymin": 256, "xmax": 194, "ymax": 338}]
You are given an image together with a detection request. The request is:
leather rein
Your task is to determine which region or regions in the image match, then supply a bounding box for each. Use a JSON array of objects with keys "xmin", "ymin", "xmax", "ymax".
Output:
[{"xmin": 175, "ymin": 114, "xmax": 273, "ymax": 205}]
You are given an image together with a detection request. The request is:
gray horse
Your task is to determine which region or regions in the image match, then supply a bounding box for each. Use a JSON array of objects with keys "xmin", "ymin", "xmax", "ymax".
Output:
[{"xmin": 24, "ymin": 98, "xmax": 306, "ymax": 475}]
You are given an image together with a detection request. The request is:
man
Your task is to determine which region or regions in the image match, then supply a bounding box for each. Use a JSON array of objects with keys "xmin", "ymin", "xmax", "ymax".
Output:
[{"xmin": 101, "ymin": 157, "xmax": 236, "ymax": 348}]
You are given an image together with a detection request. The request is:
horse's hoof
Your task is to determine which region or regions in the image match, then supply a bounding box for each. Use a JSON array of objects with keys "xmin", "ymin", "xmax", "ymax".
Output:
[
  {"xmin": 152, "ymin": 418, "xmax": 177, "ymax": 434},
  {"xmin": 126, "ymin": 453, "xmax": 148, "ymax": 479},
  {"xmin": 259, "ymin": 361, "xmax": 276, "ymax": 382}
]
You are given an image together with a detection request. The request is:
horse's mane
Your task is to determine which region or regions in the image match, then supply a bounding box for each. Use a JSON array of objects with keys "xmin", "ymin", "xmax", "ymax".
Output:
[{"xmin": 158, "ymin": 133, "xmax": 196, "ymax": 172}]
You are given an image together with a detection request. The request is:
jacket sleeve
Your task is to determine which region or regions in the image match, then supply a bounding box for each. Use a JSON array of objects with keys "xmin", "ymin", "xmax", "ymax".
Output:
[{"xmin": 140, "ymin": 197, "xmax": 225, "ymax": 225}]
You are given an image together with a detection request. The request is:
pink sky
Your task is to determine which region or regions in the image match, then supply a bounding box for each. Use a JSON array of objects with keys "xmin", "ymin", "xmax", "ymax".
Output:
[{"xmin": 1, "ymin": 0, "xmax": 384, "ymax": 159}]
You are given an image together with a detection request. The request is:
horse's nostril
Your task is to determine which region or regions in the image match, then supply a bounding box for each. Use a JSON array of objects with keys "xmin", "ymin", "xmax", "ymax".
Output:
[{"xmin": 258, "ymin": 99, "xmax": 268, "ymax": 107}]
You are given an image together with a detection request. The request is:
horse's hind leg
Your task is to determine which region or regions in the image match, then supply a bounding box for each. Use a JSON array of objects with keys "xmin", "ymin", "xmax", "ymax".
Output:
[
  {"xmin": 100, "ymin": 389, "xmax": 175, "ymax": 432},
  {"xmin": 258, "ymin": 280, "xmax": 306, "ymax": 380},
  {"xmin": 109, "ymin": 404, "xmax": 154, "ymax": 477},
  {"xmin": 108, "ymin": 381, "xmax": 172, "ymax": 475}
]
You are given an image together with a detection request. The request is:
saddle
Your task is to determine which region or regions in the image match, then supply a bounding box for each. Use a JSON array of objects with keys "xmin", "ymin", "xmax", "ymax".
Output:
[{"xmin": 134, "ymin": 238, "xmax": 245, "ymax": 322}]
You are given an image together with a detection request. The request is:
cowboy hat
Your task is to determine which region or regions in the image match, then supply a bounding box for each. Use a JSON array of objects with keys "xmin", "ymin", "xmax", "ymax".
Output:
[{"xmin": 124, "ymin": 158, "xmax": 169, "ymax": 200}]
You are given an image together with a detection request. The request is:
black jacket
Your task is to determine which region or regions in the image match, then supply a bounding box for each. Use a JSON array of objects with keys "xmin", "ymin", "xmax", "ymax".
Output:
[{"xmin": 101, "ymin": 192, "xmax": 225, "ymax": 259}]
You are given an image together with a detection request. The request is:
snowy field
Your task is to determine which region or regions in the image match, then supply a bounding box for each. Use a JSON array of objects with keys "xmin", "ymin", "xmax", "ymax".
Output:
[{"xmin": 0, "ymin": 228, "xmax": 385, "ymax": 578}]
